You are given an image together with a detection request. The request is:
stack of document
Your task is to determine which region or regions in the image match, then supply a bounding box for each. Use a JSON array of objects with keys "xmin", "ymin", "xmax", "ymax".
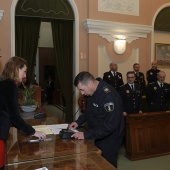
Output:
[{"xmin": 33, "ymin": 124, "xmax": 78, "ymax": 135}]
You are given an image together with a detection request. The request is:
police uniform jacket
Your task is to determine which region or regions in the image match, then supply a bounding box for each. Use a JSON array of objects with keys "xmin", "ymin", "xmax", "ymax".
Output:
[
  {"xmin": 134, "ymin": 71, "xmax": 146, "ymax": 94},
  {"xmin": 119, "ymin": 83, "xmax": 142, "ymax": 114},
  {"xmin": 103, "ymin": 71, "xmax": 124, "ymax": 90},
  {"xmin": 75, "ymin": 79, "xmax": 124, "ymax": 167},
  {"xmin": 146, "ymin": 82, "xmax": 170, "ymax": 112},
  {"xmin": 146, "ymin": 69, "xmax": 160, "ymax": 84},
  {"xmin": 0, "ymin": 79, "xmax": 35, "ymax": 141}
]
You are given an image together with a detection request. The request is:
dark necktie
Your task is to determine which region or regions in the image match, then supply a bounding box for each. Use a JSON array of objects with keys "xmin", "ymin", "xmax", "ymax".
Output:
[
  {"xmin": 114, "ymin": 72, "xmax": 116, "ymax": 77},
  {"xmin": 136, "ymin": 72, "xmax": 139, "ymax": 77},
  {"xmin": 131, "ymin": 85, "xmax": 134, "ymax": 91},
  {"xmin": 160, "ymin": 83, "xmax": 163, "ymax": 88}
]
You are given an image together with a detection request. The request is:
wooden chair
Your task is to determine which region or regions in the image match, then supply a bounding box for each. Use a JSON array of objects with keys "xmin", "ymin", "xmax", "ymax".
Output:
[{"xmin": 33, "ymin": 86, "xmax": 41, "ymax": 108}]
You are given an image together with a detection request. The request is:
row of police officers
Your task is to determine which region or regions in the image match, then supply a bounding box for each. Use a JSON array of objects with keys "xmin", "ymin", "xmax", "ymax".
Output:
[{"xmin": 103, "ymin": 61, "xmax": 170, "ymax": 114}]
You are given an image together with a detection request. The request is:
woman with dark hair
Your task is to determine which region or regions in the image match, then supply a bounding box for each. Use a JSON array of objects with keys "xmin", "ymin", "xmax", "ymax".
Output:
[{"xmin": 0, "ymin": 56, "xmax": 46, "ymax": 170}]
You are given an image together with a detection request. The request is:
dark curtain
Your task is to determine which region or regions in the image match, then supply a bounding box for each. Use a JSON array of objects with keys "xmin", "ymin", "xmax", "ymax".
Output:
[
  {"xmin": 51, "ymin": 19, "xmax": 73, "ymax": 122},
  {"xmin": 15, "ymin": 16, "xmax": 41, "ymax": 82}
]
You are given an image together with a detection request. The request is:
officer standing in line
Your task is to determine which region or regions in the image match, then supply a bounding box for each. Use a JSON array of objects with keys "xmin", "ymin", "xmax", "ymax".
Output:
[
  {"xmin": 146, "ymin": 71, "xmax": 170, "ymax": 112},
  {"xmin": 133, "ymin": 63, "xmax": 146, "ymax": 95},
  {"xmin": 146, "ymin": 61, "xmax": 160, "ymax": 84},
  {"xmin": 119, "ymin": 71, "xmax": 143, "ymax": 116},
  {"xmin": 103, "ymin": 62, "xmax": 124, "ymax": 91},
  {"xmin": 68, "ymin": 71, "xmax": 124, "ymax": 168}
]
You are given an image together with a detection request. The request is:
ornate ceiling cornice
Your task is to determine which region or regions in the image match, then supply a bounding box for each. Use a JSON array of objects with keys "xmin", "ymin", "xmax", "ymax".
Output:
[{"xmin": 84, "ymin": 19, "xmax": 152, "ymax": 43}]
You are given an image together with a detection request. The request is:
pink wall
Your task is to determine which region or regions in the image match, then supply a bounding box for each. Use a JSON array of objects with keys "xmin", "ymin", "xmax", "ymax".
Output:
[
  {"xmin": 89, "ymin": 0, "xmax": 170, "ymax": 25},
  {"xmin": 79, "ymin": 0, "xmax": 169, "ymax": 76},
  {"xmin": 0, "ymin": 0, "xmax": 169, "ymax": 76},
  {"xmin": 0, "ymin": 0, "xmax": 11, "ymax": 71}
]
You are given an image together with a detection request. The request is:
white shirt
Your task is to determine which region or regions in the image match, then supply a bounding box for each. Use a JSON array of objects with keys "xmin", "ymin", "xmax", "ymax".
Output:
[{"xmin": 157, "ymin": 81, "xmax": 163, "ymax": 87}]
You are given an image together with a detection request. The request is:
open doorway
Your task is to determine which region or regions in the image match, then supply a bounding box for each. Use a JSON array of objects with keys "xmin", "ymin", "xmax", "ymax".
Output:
[
  {"xmin": 11, "ymin": 0, "xmax": 79, "ymax": 122},
  {"xmin": 11, "ymin": 0, "xmax": 80, "ymax": 122}
]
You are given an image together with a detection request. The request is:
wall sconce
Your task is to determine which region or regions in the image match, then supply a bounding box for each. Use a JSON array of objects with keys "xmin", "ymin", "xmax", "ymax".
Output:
[
  {"xmin": 0, "ymin": 10, "xmax": 4, "ymax": 21},
  {"xmin": 113, "ymin": 38, "xmax": 126, "ymax": 54}
]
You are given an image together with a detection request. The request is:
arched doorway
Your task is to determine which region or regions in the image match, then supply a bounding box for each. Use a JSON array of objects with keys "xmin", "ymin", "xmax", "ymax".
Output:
[
  {"xmin": 152, "ymin": 3, "xmax": 170, "ymax": 83},
  {"xmin": 10, "ymin": 0, "xmax": 80, "ymax": 121}
]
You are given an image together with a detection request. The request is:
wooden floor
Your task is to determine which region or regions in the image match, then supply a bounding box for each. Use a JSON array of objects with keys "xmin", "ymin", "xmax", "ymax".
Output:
[{"xmin": 42, "ymin": 103, "xmax": 64, "ymax": 120}]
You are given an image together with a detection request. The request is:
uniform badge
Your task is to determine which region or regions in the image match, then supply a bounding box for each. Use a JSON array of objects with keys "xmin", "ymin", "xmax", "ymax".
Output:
[
  {"xmin": 103, "ymin": 87, "xmax": 111, "ymax": 93},
  {"xmin": 104, "ymin": 102, "xmax": 114, "ymax": 112},
  {"xmin": 93, "ymin": 103, "xmax": 98, "ymax": 107},
  {"xmin": 150, "ymin": 72, "xmax": 153, "ymax": 75},
  {"xmin": 154, "ymin": 87, "xmax": 157, "ymax": 90},
  {"xmin": 126, "ymin": 90, "xmax": 129, "ymax": 93}
]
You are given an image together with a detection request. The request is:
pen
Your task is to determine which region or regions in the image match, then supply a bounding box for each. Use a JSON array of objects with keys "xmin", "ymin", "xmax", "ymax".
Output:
[{"xmin": 28, "ymin": 138, "xmax": 54, "ymax": 143}]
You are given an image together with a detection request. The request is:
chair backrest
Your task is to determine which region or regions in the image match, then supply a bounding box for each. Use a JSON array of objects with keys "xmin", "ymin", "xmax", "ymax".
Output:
[{"xmin": 33, "ymin": 86, "xmax": 41, "ymax": 108}]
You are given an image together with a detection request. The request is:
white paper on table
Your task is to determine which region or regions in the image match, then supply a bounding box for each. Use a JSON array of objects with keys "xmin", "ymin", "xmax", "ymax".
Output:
[
  {"xmin": 35, "ymin": 167, "xmax": 48, "ymax": 170},
  {"xmin": 70, "ymin": 128, "xmax": 79, "ymax": 133},
  {"xmin": 47, "ymin": 124, "xmax": 79, "ymax": 135},
  {"xmin": 47, "ymin": 124, "xmax": 68, "ymax": 134},
  {"xmin": 32, "ymin": 125, "xmax": 53, "ymax": 135}
]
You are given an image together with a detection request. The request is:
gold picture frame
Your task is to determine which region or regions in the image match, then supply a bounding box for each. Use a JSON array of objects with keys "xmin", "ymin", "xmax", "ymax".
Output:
[{"xmin": 155, "ymin": 43, "xmax": 170, "ymax": 67}]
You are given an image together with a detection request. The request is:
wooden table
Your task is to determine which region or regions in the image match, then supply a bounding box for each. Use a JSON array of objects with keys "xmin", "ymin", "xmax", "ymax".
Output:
[
  {"xmin": 6, "ymin": 109, "xmax": 116, "ymax": 170},
  {"xmin": 7, "ymin": 152, "xmax": 115, "ymax": 170},
  {"xmin": 6, "ymin": 128, "xmax": 98, "ymax": 165}
]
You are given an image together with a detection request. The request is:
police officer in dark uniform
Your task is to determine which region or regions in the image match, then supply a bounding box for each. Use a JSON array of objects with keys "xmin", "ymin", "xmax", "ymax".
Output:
[
  {"xmin": 68, "ymin": 71, "xmax": 124, "ymax": 168},
  {"xmin": 146, "ymin": 61, "xmax": 160, "ymax": 84},
  {"xmin": 133, "ymin": 63, "xmax": 146, "ymax": 95},
  {"xmin": 103, "ymin": 62, "xmax": 124, "ymax": 91},
  {"xmin": 146, "ymin": 71, "xmax": 170, "ymax": 112},
  {"xmin": 119, "ymin": 71, "xmax": 143, "ymax": 116}
]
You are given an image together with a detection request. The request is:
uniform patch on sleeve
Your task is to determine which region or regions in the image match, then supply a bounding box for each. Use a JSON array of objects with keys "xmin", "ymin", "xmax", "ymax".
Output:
[
  {"xmin": 103, "ymin": 86, "xmax": 111, "ymax": 93},
  {"xmin": 104, "ymin": 102, "xmax": 114, "ymax": 112}
]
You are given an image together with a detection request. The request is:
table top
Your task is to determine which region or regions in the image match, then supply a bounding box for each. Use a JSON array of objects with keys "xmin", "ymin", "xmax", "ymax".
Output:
[
  {"xmin": 7, "ymin": 152, "xmax": 116, "ymax": 170},
  {"xmin": 20, "ymin": 108, "xmax": 63, "ymax": 125},
  {"xmin": 6, "ymin": 127, "xmax": 98, "ymax": 165},
  {"xmin": 6, "ymin": 108, "xmax": 116, "ymax": 170}
]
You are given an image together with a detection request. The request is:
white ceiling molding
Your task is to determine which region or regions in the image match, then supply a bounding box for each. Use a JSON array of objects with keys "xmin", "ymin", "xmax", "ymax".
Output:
[
  {"xmin": 84, "ymin": 19, "xmax": 152, "ymax": 43},
  {"xmin": 0, "ymin": 10, "xmax": 4, "ymax": 20}
]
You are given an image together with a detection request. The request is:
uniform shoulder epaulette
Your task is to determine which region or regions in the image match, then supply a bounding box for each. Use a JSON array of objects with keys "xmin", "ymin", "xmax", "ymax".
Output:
[
  {"xmin": 119, "ymin": 84, "xmax": 125, "ymax": 88},
  {"xmin": 149, "ymin": 82, "xmax": 155, "ymax": 85},
  {"xmin": 102, "ymin": 86, "xmax": 111, "ymax": 94}
]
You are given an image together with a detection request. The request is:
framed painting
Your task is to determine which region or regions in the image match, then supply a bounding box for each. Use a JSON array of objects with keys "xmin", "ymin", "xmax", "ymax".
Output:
[{"xmin": 155, "ymin": 43, "xmax": 170, "ymax": 67}]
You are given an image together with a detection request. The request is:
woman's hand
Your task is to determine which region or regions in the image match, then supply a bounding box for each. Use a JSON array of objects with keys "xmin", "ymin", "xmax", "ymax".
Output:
[{"xmin": 32, "ymin": 131, "xmax": 46, "ymax": 139}]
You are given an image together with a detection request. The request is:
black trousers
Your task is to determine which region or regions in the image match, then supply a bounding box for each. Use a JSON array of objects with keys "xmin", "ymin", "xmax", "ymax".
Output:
[
  {"xmin": 150, "ymin": 103, "xmax": 167, "ymax": 112},
  {"xmin": 95, "ymin": 136, "xmax": 123, "ymax": 168}
]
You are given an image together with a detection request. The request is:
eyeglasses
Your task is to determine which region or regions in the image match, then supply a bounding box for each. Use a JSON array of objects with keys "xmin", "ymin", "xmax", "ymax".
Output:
[{"xmin": 127, "ymin": 77, "xmax": 135, "ymax": 79}]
